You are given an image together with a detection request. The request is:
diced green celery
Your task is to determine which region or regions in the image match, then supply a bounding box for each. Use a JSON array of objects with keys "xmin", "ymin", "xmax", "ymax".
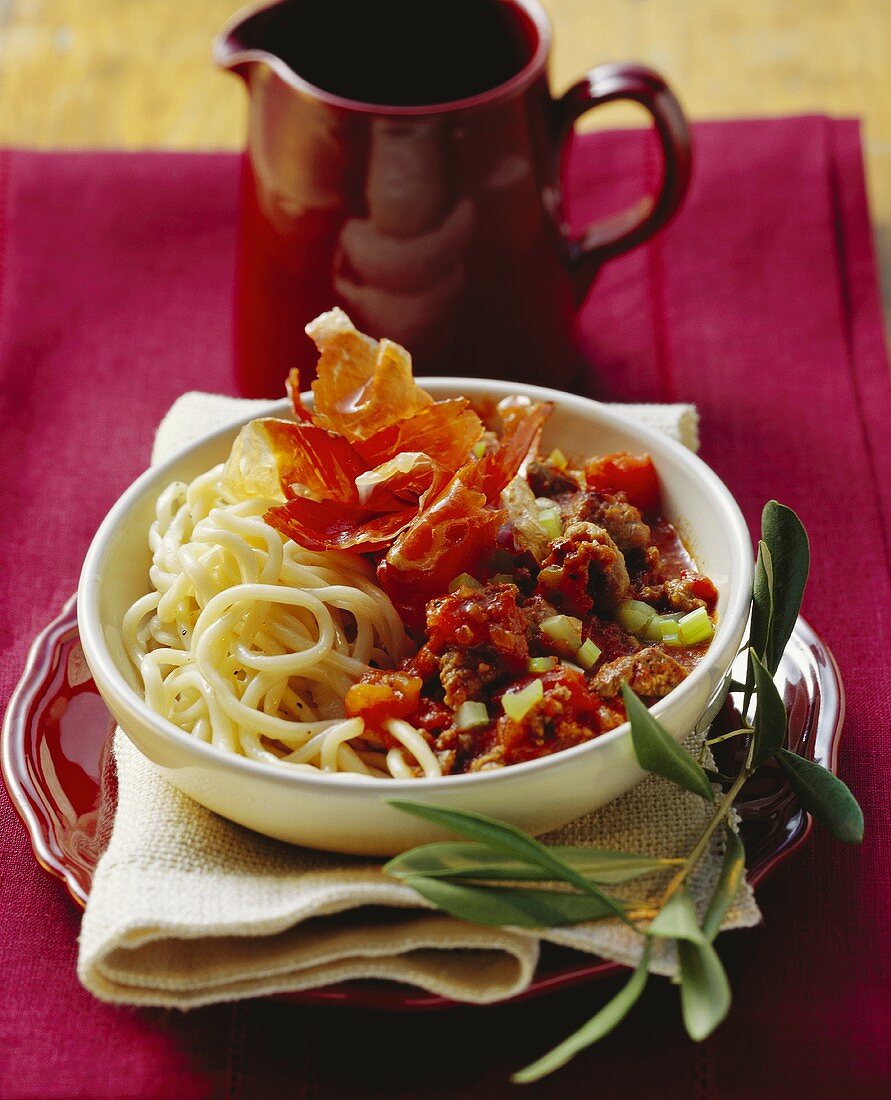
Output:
[
  {"xmin": 547, "ymin": 448, "xmax": 568, "ymax": 470},
  {"xmin": 659, "ymin": 618, "xmax": 683, "ymax": 646},
  {"xmin": 539, "ymin": 509, "xmax": 563, "ymax": 540},
  {"xmin": 448, "ymin": 572, "xmax": 482, "ymax": 593},
  {"xmin": 678, "ymin": 606, "xmax": 714, "ymax": 645},
  {"xmin": 490, "ymin": 573, "xmax": 515, "ymax": 585},
  {"xmin": 502, "ymin": 678, "xmax": 544, "ymax": 722},
  {"xmin": 641, "ymin": 616, "xmax": 666, "ymax": 643},
  {"xmin": 576, "ymin": 638, "xmax": 602, "ymax": 669},
  {"xmin": 615, "ymin": 599, "xmax": 657, "ymax": 636},
  {"xmin": 528, "ymin": 656, "xmax": 558, "ymax": 673},
  {"xmin": 454, "ymin": 701, "xmax": 489, "ymax": 730},
  {"xmin": 471, "ymin": 441, "xmax": 487, "ymax": 459},
  {"xmin": 540, "ymin": 614, "xmax": 583, "ymax": 651}
]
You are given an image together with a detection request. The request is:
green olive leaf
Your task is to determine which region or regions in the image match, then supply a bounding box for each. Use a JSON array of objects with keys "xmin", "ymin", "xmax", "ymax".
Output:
[
  {"xmin": 512, "ymin": 944, "xmax": 651, "ymax": 1084},
  {"xmin": 761, "ymin": 501, "xmax": 810, "ymax": 673},
  {"xmin": 777, "ymin": 749, "xmax": 864, "ymax": 843},
  {"xmin": 388, "ymin": 801, "xmax": 631, "ymax": 924},
  {"xmin": 678, "ymin": 938, "xmax": 732, "ymax": 1041},
  {"xmin": 402, "ymin": 876, "xmax": 625, "ymax": 929},
  {"xmin": 623, "ymin": 685, "xmax": 715, "ymax": 802},
  {"xmin": 701, "ymin": 826, "xmax": 746, "ymax": 942},
  {"xmin": 385, "ymin": 842, "xmax": 677, "ymax": 884},
  {"xmin": 647, "ymin": 887, "xmax": 706, "ymax": 944},
  {"xmin": 748, "ymin": 538, "xmax": 774, "ymax": 668},
  {"xmin": 749, "ymin": 649, "xmax": 788, "ymax": 767}
]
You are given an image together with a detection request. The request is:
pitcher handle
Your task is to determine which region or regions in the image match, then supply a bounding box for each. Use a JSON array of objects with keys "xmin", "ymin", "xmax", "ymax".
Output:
[{"xmin": 551, "ymin": 63, "xmax": 692, "ymax": 303}]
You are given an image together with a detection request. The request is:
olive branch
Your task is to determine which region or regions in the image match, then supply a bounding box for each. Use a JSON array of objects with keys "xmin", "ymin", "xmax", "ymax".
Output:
[{"xmin": 383, "ymin": 502, "xmax": 863, "ymax": 1083}]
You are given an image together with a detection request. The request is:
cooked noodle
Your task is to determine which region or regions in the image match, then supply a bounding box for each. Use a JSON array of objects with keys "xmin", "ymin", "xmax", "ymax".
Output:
[{"xmin": 122, "ymin": 464, "xmax": 440, "ymax": 777}]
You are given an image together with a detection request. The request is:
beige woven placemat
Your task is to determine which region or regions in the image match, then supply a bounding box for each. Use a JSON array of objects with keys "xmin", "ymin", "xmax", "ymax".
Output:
[{"xmin": 77, "ymin": 393, "xmax": 758, "ymax": 1007}]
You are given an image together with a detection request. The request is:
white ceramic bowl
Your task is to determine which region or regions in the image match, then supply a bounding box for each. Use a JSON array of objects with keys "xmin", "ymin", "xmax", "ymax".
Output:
[{"xmin": 78, "ymin": 380, "xmax": 753, "ymax": 855}]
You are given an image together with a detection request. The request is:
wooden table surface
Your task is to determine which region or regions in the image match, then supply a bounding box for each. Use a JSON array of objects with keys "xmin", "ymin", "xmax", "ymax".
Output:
[{"xmin": 2, "ymin": 0, "xmax": 888, "ymax": 325}]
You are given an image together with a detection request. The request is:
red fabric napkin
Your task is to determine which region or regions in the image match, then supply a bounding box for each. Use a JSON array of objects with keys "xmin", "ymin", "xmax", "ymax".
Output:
[{"xmin": 1, "ymin": 116, "xmax": 889, "ymax": 1098}]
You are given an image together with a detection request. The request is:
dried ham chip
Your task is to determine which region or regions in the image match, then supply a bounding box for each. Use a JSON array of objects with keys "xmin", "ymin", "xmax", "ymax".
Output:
[
  {"xmin": 377, "ymin": 480, "xmax": 506, "ymax": 631},
  {"xmin": 265, "ymin": 447, "xmax": 454, "ymax": 552},
  {"xmin": 355, "ymin": 452, "xmax": 452, "ymax": 510},
  {"xmin": 266, "ymin": 496, "xmax": 418, "ymax": 554},
  {"xmin": 356, "ymin": 400, "xmax": 484, "ymax": 471},
  {"xmin": 305, "ymin": 308, "xmax": 433, "ymax": 441},
  {"xmin": 462, "ymin": 398, "xmax": 553, "ymax": 504},
  {"xmin": 250, "ymin": 311, "xmax": 555, "ymax": 626},
  {"xmin": 223, "ymin": 419, "xmax": 369, "ymax": 505},
  {"xmin": 285, "ymin": 368, "xmax": 313, "ymax": 422}
]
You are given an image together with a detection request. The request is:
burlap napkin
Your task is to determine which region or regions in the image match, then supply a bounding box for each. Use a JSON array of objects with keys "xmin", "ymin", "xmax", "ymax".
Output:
[{"xmin": 77, "ymin": 394, "xmax": 758, "ymax": 1007}]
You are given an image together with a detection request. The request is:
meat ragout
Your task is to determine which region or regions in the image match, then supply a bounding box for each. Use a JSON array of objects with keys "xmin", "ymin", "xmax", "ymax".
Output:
[{"xmin": 344, "ymin": 450, "xmax": 718, "ymax": 775}]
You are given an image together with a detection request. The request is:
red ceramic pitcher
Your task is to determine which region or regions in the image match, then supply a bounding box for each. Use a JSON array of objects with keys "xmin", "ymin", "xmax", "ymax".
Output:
[{"xmin": 216, "ymin": 0, "xmax": 692, "ymax": 397}]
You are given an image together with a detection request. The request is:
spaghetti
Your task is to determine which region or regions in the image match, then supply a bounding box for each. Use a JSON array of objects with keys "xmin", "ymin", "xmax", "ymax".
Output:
[{"xmin": 122, "ymin": 463, "xmax": 416, "ymax": 777}]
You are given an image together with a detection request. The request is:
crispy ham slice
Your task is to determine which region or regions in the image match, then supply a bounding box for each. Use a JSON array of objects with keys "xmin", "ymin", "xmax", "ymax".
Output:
[
  {"xmin": 355, "ymin": 399, "xmax": 484, "ymax": 471},
  {"xmin": 375, "ymin": 400, "xmax": 554, "ymax": 627},
  {"xmin": 377, "ymin": 481, "xmax": 505, "ymax": 630},
  {"xmin": 265, "ymin": 496, "xmax": 419, "ymax": 554},
  {"xmin": 302, "ymin": 308, "xmax": 433, "ymax": 441},
  {"xmin": 462, "ymin": 397, "xmax": 554, "ymax": 504},
  {"xmin": 253, "ymin": 311, "xmax": 555, "ymax": 627},
  {"xmin": 222, "ymin": 419, "xmax": 370, "ymax": 504}
]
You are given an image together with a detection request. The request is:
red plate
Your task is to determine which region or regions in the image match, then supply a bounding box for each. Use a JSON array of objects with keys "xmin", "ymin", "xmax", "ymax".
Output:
[{"xmin": 2, "ymin": 596, "xmax": 845, "ymax": 1010}]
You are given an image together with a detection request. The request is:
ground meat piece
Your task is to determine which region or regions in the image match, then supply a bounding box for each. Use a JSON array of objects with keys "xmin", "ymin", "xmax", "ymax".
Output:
[
  {"xmin": 592, "ymin": 647, "xmax": 688, "ymax": 700},
  {"xmin": 663, "ymin": 577, "xmax": 707, "ymax": 614},
  {"xmin": 437, "ymin": 746, "xmax": 458, "ymax": 773},
  {"xmin": 535, "ymin": 521, "xmax": 630, "ymax": 616},
  {"xmin": 526, "ymin": 460, "xmax": 580, "ymax": 498},
  {"xmin": 434, "ymin": 723, "xmax": 503, "ymax": 774},
  {"xmin": 631, "ymin": 582, "xmax": 664, "ymax": 606},
  {"xmin": 494, "ymin": 669, "xmax": 605, "ymax": 765},
  {"xmin": 666, "ymin": 573, "xmax": 718, "ymax": 612},
  {"xmin": 402, "ymin": 643, "xmax": 440, "ymax": 682},
  {"xmin": 522, "ymin": 594, "xmax": 569, "ymax": 655},
  {"xmin": 438, "ymin": 646, "xmax": 504, "ymax": 709},
  {"xmin": 425, "ymin": 583, "xmax": 529, "ymax": 708},
  {"xmin": 567, "ymin": 491, "xmax": 651, "ymax": 554},
  {"xmin": 585, "ymin": 616, "xmax": 642, "ymax": 663},
  {"xmin": 468, "ymin": 742, "xmax": 506, "ymax": 771},
  {"xmin": 597, "ymin": 701, "xmax": 628, "ymax": 732},
  {"xmin": 631, "ymin": 573, "xmax": 716, "ymax": 615}
]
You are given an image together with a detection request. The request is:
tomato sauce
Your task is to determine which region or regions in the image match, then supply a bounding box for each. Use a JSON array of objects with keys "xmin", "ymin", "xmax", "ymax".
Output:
[{"xmin": 347, "ymin": 454, "xmax": 719, "ymax": 774}]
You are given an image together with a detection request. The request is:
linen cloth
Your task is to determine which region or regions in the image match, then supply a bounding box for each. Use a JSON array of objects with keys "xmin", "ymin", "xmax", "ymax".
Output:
[
  {"xmin": 1, "ymin": 118, "xmax": 890, "ymax": 1097},
  {"xmin": 77, "ymin": 392, "xmax": 752, "ymax": 1007}
]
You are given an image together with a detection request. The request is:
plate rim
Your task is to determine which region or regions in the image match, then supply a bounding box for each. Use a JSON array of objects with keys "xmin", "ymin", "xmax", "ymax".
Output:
[{"xmin": 1, "ymin": 598, "xmax": 846, "ymax": 1009}]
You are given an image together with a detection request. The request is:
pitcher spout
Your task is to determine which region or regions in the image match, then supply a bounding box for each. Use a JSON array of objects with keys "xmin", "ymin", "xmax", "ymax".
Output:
[{"xmin": 214, "ymin": 0, "xmax": 289, "ymax": 80}]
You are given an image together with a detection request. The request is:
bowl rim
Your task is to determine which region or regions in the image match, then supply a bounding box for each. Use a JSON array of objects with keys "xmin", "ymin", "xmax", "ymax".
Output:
[{"xmin": 77, "ymin": 378, "xmax": 754, "ymax": 794}]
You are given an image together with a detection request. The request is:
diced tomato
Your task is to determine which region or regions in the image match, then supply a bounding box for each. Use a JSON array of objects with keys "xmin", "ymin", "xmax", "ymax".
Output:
[
  {"xmin": 584, "ymin": 453, "xmax": 661, "ymax": 514},
  {"xmin": 344, "ymin": 671, "xmax": 422, "ymax": 730}
]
